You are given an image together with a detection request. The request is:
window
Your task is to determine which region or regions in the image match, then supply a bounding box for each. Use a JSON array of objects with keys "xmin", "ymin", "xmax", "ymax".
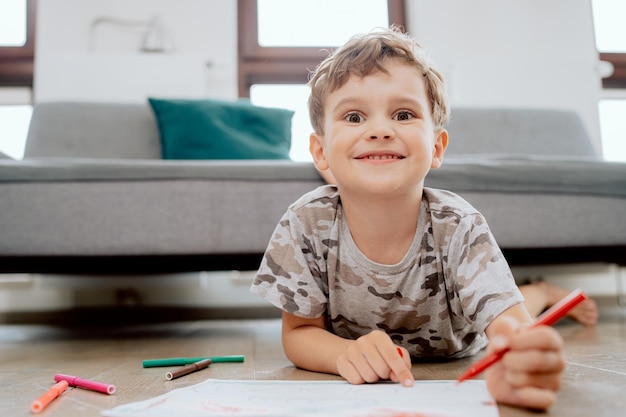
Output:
[
  {"xmin": 0, "ymin": 0, "xmax": 36, "ymax": 87},
  {"xmin": 250, "ymin": 84, "xmax": 311, "ymax": 161},
  {"xmin": 0, "ymin": 0, "xmax": 35, "ymax": 159},
  {"xmin": 0, "ymin": 105, "xmax": 32, "ymax": 159},
  {"xmin": 238, "ymin": 0, "xmax": 405, "ymax": 161},
  {"xmin": 591, "ymin": 0, "xmax": 626, "ymax": 162},
  {"xmin": 592, "ymin": 0, "xmax": 626, "ymax": 89},
  {"xmin": 597, "ymin": 99, "xmax": 626, "ymax": 162},
  {"xmin": 0, "ymin": 1, "xmax": 27, "ymax": 46}
]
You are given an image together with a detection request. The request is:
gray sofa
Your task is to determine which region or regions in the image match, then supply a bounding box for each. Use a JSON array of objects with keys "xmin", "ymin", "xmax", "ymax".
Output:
[{"xmin": 0, "ymin": 102, "xmax": 624, "ymax": 273}]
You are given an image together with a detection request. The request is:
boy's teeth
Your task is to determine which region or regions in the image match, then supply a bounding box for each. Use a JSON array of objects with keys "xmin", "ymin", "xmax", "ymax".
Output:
[{"xmin": 366, "ymin": 155, "xmax": 399, "ymax": 160}]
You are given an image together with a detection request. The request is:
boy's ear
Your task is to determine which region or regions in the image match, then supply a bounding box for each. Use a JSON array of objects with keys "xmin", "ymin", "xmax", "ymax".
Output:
[
  {"xmin": 431, "ymin": 129, "xmax": 448, "ymax": 169},
  {"xmin": 310, "ymin": 132, "xmax": 330, "ymax": 172}
]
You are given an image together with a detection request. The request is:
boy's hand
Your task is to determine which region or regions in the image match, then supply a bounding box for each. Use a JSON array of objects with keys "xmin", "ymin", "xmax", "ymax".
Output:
[
  {"xmin": 336, "ymin": 330, "xmax": 414, "ymax": 387},
  {"xmin": 485, "ymin": 316, "xmax": 566, "ymax": 410}
]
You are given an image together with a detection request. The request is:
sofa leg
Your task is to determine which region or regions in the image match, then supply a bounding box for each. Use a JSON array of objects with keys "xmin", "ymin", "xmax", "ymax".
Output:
[
  {"xmin": 115, "ymin": 287, "xmax": 142, "ymax": 307},
  {"xmin": 615, "ymin": 266, "xmax": 626, "ymax": 308}
]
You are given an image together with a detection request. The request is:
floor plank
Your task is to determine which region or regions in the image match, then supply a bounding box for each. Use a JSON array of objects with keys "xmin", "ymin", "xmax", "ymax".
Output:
[{"xmin": 1, "ymin": 297, "xmax": 625, "ymax": 417}]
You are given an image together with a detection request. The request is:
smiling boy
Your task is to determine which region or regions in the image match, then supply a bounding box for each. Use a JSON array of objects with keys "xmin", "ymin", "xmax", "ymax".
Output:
[{"xmin": 251, "ymin": 27, "xmax": 565, "ymax": 410}]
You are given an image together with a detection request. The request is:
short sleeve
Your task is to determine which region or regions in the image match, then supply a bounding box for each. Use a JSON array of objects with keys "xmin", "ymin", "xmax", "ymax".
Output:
[
  {"xmin": 251, "ymin": 206, "xmax": 330, "ymax": 319},
  {"xmin": 445, "ymin": 213, "xmax": 524, "ymax": 334}
]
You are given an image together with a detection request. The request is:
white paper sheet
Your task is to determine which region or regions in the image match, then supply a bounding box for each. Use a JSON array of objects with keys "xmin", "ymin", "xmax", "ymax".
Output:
[{"xmin": 102, "ymin": 379, "xmax": 498, "ymax": 417}]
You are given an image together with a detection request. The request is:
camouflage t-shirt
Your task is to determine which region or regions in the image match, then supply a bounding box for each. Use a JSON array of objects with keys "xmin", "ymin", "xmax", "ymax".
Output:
[{"xmin": 251, "ymin": 185, "xmax": 523, "ymax": 360}]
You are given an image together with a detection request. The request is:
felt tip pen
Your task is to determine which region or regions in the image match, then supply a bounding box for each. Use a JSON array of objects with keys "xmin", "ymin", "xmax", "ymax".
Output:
[
  {"xmin": 457, "ymin": 288, "xmax": 588, "ymax": 383},
  {"xmin": 30, "ymin": 380, "xmax": 69, "ymax": 414},
  {"xmin": 54, "ymin": 373, "xmax": 116, "ymax": 395},
  {"xmin": 142, "ymin": 355, "xmax": 245, "ymax": 368},
  {"xmin": 166, "ymin": 358, "xmax": 212, "ymax": 380}
]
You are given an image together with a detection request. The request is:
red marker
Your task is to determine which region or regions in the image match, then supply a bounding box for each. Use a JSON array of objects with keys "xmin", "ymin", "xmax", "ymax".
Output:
[
  {"xmin": 54, "ymin": 374, "xmax": 116, "ymax": 395},
  {"xmin": 456, "ymin": 288, "xmax": 588, "ymax": 383}
]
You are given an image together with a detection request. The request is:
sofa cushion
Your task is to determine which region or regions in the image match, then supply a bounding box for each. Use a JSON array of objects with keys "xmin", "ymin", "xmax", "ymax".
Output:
[
  {"xmin": 445, "ymin": 108, "xmax": 599, "ymax": 159},
  {"xmin": 24, "ymin": 102, "xmax": 162, "ymax": 159},
  {"xmin": 148, "ymin": 98, "xmax": 293, "ymax": 160}
]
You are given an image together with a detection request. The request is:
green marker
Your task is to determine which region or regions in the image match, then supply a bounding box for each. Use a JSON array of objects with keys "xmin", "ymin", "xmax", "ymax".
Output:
[{"xmin": 142, "ymin": 355, "xmax": 245, "ymax": 368}]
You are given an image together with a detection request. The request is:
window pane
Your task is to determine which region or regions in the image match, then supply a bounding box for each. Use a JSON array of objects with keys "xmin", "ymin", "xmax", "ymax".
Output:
[
  {"xmin": 258, "ymin": 0, "xmax": 389, "ymax": 47},
  {"xmin": 0, "ymin": 105, "xmax": 32, "ymax": 160},
  {"xmin": 598, "ymin": 100, "xmax": 626, "ymax": 162},
  {"xmin": 591, "ymin": 0, "xmax": 626, "ymax": 52},
  {"xmin": 250, "ymin": 84, "xmax": 312, "ymax": 162},
  {"xmin": 0, "ymin": 0, "xmax": 27, "ymax": 47}
]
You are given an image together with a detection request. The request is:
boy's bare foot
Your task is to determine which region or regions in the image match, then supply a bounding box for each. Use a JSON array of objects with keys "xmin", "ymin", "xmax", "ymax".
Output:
[{"xmin": 535, "ymin": 281, "xmax": 599, "ymax": 326}]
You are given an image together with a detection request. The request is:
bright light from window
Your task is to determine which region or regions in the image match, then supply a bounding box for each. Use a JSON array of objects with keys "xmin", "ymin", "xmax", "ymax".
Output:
[
  {"xmin": 257, "ymin": 0, "xmax": 389, "ymax": 47},
  {"xmin": 0, "ymin": 105, "xmax": 32, "ymax": 160},
  {"xmin": 598, "ymin": 100, "xmax": 626, "ymax": 162},
  {"xmin": 250, "ymin": 84, "xmax": 313, "ymax": 162},
  {"xmin": 0, "ymin": 0, "xmax": 27, "ymax": 46},
  {"xmin": 591, "ymin": 0, "xmax": 626, "ymax": 52}
]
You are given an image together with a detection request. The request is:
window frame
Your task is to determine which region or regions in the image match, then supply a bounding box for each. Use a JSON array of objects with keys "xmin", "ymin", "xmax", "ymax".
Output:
[
  {"xmin": 599, "ymin": 53, "xmax": 626, "ymax": 88},
  {"xmin": 0, "ymin": 0, "xmax": 36, "ymax": 88},
  {"xmin": 237, "ymin": 0, "xmax": 406, "ymax": 97}
]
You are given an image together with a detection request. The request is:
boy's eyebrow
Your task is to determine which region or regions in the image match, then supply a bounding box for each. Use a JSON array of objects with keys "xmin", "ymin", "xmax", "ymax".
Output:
[
  {"xmin": 330, "ymin": 97, "xmax": 362, "ymax": 111},
  {"xmin": 391, "ymin": 97, "xmax": 427, "ymax": 111},
  {"xmin": 331, "ymin": 96, "xmax": 426, "ymax": 110}
]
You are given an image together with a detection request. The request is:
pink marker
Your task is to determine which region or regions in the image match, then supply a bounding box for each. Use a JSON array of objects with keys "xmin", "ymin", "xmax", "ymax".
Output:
[{"xmin": 54, "ymin": 374, "xmax": 116, "ymax": 395}]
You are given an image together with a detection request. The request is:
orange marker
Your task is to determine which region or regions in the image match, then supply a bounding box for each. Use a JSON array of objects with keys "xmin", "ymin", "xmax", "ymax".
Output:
[
  {"xmin": 457, "ymin": 288, "xmax": 588, "ymax": 383},
  {"xmin": 30, "ymin": 380, "xmax": 69, "ymax": 414}
]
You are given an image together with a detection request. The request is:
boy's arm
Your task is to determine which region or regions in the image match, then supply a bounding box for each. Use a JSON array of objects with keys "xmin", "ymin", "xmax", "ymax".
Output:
[
  {"xmin": 281, "ymin": 312, "xmax": 414, "ymax": 386},
  {"xmin": 484, "ymin": 303, "xmax": 565, "ymax": 410},
  {"xmin": 485, "ymin": 302, "xmax": 533, "ymax": 333},
  {"xmin": 281, "ymin": 312, "xmax": 349, "ymax": 375}
]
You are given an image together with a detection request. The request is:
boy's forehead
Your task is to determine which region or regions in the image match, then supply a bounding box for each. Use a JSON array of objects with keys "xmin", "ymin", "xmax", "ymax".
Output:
[
  {"xmin": 332, "ymin": 60, "xmax": 425, "ymax": 93},
  {"xmin": 321, "ymin": 61, "xmax": 431, "ymax": 115},
  {"xmin": 337, "ymin": 58, "xmax": 420, "ymax": 87}
]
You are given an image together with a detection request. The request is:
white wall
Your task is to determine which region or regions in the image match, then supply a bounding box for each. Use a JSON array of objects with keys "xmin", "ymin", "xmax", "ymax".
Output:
[
  {"xmin": 36, "ymin": 0, "xmax": 604, "ymax": 152},
  {"xmin": 406, "ymin": 0, "xmax": 603, "ymax": 153},
  {"xmin": 35, "ymin": 0, "xmax": 238, "ymax": 103}
]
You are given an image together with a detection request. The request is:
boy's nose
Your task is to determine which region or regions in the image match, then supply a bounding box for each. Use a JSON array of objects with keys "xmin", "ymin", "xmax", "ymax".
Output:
[
  {"xmin": 369, "ymin": 125, "xmax": 394, "ymax": 140},
  {"xmin": 368, "ymin": 120, "xmax": 394, "ymax": 140}
]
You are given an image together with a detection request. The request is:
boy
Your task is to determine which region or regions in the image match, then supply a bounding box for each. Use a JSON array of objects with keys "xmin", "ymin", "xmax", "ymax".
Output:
[{"xmin": 251, "ymin": 27, "xmax": 565, "ymax": 410}]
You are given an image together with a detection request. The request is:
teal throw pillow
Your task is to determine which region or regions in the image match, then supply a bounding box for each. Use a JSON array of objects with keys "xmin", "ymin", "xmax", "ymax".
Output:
[{"xmin": 148, "ymin": 98, "xmax": 293, "ymax": 160}]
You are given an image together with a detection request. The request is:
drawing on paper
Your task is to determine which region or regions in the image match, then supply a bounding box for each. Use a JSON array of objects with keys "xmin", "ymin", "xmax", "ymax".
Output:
[{"xmin": 103, "ymin": 379, "xmax": 499, "ymax": 417}]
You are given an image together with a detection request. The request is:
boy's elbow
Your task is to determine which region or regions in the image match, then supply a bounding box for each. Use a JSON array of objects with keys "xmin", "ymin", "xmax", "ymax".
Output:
[{"xmin": 281, "ymin": 328, "xmax": 322, "ymax": 373}]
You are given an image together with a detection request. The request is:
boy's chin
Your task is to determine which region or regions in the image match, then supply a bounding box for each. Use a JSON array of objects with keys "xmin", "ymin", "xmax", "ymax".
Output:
[{"xmin": 342, "ymin": 178, "xmax": 423, "ymax": 196}]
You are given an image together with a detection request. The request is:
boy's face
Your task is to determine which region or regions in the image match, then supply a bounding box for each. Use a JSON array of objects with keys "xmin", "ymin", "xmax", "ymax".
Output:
[{"xmin": 310, "ymin": 59, "xmax": 448, "ymax": 197}]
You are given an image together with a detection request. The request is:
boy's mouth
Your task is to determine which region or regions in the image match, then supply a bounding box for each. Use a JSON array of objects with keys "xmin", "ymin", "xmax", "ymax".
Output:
[{"xmin": 355, "ymin": 152, "xmax": 405, "ymax": 160}]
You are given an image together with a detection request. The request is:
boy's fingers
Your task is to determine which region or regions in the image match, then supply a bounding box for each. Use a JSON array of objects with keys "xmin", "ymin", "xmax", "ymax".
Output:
[
  {"xmin": 338, "ymin": 355, "xmax": 373, "ymax": 384},
  {"xmin": 355, "ymin": 337, "xmax": 392, "ymax": 381},
  {"xmin": 502, "ymin": 386, "xmax": 557, "ymax": 411},
  {"xmin": 508, "ymin": 326, "xmax": 564, "ymax": 351},
  {"xmin": 383, "ymin": 345, "xmax": 413, "ymax": 387},
  {"xmin": 394, "ymin": 367, "xmax": 414, "ymax": 387},
  {"xmin": 502, "ymin": 349, "xmax": 565, "ymax": 375},
  {"xmin": 350, "ymin": 333, "xmax": 413, "ymax": 386},
  {"xmin": 363, "ymin": 343, "xmax": 413, "ymax": 386},
  {"xmin": 353, "ymin": 354, "xmax": 385, "ymax": 383},
  {"xmin": 503, "ymin": 368, "xmax": 563, "ymax": 391}
]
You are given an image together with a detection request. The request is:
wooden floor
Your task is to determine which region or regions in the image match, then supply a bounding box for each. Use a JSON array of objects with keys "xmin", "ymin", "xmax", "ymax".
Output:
[{"xmin": 1, "ymin": 297, "xmax": 625, "ymax": 417}]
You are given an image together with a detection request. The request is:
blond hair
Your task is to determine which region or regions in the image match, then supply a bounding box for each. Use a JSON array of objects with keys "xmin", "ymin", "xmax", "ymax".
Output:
[{"xmin": 308, "ymin": 26, "xmax": 449, "ymax": 135}]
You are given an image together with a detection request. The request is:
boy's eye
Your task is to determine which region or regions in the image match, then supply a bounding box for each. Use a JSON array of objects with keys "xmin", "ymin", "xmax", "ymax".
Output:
[
  {"xmin": 393, "ymin": 111, "xmax": 414, "ymax": 121},
  {"xmin": 344, "ymin": 112, "xmax": 364, "ymax": 123}
]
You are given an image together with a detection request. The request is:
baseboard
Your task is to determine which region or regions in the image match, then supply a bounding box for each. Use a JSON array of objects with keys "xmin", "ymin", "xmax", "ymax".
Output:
[{"xmin": 0, "ymin": 305, "xmax": 281, "ymax": 326}]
